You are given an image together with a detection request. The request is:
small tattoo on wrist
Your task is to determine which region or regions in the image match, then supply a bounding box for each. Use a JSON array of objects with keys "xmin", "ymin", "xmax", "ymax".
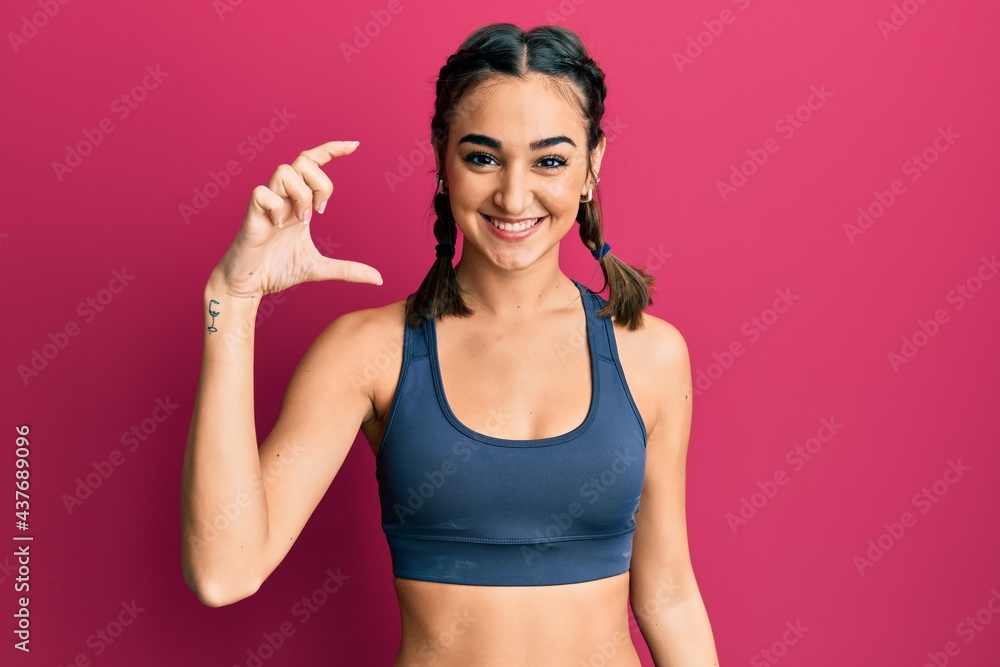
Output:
[{"xmin": 207, "ymin": 299, "xmax": 220, "ymax": 333}]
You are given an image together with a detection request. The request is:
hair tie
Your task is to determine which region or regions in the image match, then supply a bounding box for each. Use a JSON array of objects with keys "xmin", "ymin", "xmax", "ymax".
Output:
[
  {"xmin": 591, "ymin": 242, "xmax": 611, "ymax": 260},
  {"xmin": 435, "ymin": 243, "xmax": 456, "ymax": 259}
]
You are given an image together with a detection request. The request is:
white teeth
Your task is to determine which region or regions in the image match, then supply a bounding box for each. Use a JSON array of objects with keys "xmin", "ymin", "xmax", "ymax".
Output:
[{"xmin": 487, "ymin": 216, "xmax": 541, "ymax": 232}]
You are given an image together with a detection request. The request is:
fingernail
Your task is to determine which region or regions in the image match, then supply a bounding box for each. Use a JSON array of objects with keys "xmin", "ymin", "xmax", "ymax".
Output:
[
  {"xmin": 318, "ymin": 200, "xmax": 327, "ymax": 215},
  {"xmin": 303, "ymin": 208, "xmax": 312, "ymax": 224}
]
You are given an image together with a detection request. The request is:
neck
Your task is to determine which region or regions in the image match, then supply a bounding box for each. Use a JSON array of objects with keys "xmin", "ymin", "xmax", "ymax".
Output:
[{"xmin": 452, "ymin": 254, "xmax": 577, "ymax": 319}]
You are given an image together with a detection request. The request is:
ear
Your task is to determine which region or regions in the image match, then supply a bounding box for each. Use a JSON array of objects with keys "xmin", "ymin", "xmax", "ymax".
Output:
[
  {"xmin": 434, "ymin": 143, "xmax": 445, "ymax": 178},
  {"xmin": 583, "ymin": 134, "xmax": 608, "ymax": 196}
]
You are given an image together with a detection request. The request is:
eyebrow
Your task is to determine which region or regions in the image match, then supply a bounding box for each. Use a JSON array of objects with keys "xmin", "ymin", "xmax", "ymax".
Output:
[{"xmin": 458, "ymin": 133, "xmax": 577, "ymax": 151}]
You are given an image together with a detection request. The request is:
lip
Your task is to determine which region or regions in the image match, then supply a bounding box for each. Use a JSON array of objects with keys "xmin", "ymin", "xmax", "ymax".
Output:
[{"xmin": 481, "ymin": 213, "xmax": 546, "ymax": 240}]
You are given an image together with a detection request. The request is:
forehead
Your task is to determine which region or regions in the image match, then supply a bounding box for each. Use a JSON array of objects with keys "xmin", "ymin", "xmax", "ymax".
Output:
[{"xmin": 449, "ymin": 73, "xmax": 587, "ymax": 146}]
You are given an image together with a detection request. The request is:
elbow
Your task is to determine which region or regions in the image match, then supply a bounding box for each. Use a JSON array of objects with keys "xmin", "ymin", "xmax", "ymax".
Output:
[
  {"xmin": 186, "ymin": 573, "xmax": 262, "ymax": 608},
  {"xmin": 630, "ymin": 566, "xmax": 701, "ymax": 622},
  {"xmin": 180, "ymin": 522, "xmax": 270, "ymax": 606},
  {"xmin": 182, "ymin": 561, "xmax": 263, "ymax": 608}
]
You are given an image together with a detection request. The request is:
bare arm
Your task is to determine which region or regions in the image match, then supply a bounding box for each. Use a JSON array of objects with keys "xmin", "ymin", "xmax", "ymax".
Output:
[
  {"xmin": 180, "ymin": 280, "xmax": 266, "ymax": 606},
  {"xmin": 628, "ymin": 320, "xmax": 720, "ymax": 665},
  {"xmin": 180, "ymin": 141, "xmax": 382, "ymax": 607}
]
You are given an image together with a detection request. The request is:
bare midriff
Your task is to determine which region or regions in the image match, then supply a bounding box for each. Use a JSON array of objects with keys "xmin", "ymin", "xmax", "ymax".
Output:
[{"xmin": 391, "ymin": 572, "xmax": 642, "ymax": 667}]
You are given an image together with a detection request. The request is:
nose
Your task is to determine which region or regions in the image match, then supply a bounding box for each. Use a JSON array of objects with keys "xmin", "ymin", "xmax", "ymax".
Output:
[{"xmin": 493, "ymin": 165, "xmax": 535, "ymax": 215}]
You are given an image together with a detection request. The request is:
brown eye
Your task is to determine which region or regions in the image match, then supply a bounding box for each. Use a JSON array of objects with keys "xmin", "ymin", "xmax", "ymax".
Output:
[
  {"xmin": 538, "ymin": 155, "xmax": 569, "ymax": 169},
  {"xmin": 463, "ymin": 152, "xmax": 497, "ymax": 167}
]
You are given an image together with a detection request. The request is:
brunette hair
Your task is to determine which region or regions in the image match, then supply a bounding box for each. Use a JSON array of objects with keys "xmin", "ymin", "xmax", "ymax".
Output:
[{"xmin": 405, "ymin": 23, "xmax": 654, "ymax": 330}]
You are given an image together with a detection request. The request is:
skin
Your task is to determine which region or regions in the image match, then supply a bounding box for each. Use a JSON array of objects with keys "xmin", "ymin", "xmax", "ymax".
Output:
[{"xmin": 182, "ymin": 71, "xmax": 718, "ymax": 665}]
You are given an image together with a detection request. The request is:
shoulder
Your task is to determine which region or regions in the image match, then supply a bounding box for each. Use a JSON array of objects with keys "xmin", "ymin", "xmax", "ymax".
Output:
[
  {"xmin": 611, "ymin": 311, "xmax": 692, "ymax": 436},
  {"xmin": 313, "ymin": 296, "xmax": 408, "ymax": 356},
  {"xmin": 321, "ymin": 296, "xmax": 408, "ymax": 339},
  {"xmin": 613, "ymin": 311, "xmax": 690, "ymax": 378},
  {"xmin": 300, "ymin": 296, "xmax": 409, "ymax": 390}
]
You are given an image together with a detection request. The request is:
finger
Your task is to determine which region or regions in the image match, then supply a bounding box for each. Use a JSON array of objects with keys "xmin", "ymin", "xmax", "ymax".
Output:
[
  {"xmin": 268, "ymin": 164, "xmax": 314, "ymax": 225},
  {"xmin": 305, "ymin": 256, "xmax": 383, "ymax": 286},
  {"xmin": 299, "ymin": 140, "xmax": 360, "ymax": 168},
  {"xmin": 297, "ymin": 141, "xmax": 360, "ymax": 214},
  {"xmin": 291, "ymin": 152, "xmax": 334, "ymax": 219},
  {"xmin": 249, "ymin": 185, "xmax": 286, "ymax": 228}
]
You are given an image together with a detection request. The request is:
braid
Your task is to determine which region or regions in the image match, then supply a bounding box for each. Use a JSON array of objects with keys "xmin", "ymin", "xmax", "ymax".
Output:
[
  {"xmin": 577, "ymin": 197, "xmax": 654, "ymax": 330},
  {"xmin": 577, "ymin": 55, "xmax": 607, "ymax": 107},
  {"xmin": 404, "ymin": 189, "xmax": 472, "ymax": 328}
]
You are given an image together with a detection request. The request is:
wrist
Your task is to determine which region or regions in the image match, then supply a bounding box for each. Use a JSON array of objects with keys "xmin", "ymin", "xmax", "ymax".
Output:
[
  {"xmin": 201, "ymin": 277, "xmax": 260, "ymax": 348},
  {"xmin": 205, "ymin": 269, "xmax": 263, "ymax": 304}
]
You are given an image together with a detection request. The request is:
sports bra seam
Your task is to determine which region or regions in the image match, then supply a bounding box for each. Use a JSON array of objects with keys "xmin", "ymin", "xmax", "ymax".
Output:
[
  {"xmin": 600, "ymin": 314, "xmax": 649, "ymax": 446},
  {"xmin": 374, "ymin": 319, "xmax": 414, "ymax": 465},
  {"xmin": 383, "ymin": 525, "xmax": 636, "ymax": 545}
]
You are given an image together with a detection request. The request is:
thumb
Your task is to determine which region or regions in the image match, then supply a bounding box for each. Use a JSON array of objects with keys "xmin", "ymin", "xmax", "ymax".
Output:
[{"xmin": 305, "ymin": 255, "xmax": 383, "ymax": 286}]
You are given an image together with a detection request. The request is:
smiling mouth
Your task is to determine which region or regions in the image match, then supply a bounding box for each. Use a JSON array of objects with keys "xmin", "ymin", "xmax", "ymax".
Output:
[{"xmin": 482, "ymin": 214, "xmax": 546, "ymax": 232}]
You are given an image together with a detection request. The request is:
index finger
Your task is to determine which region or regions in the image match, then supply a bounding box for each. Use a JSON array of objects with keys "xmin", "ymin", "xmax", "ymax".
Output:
[{"xmin": 300, "ymin": 140, "xmax": 361, "ymax": 168}]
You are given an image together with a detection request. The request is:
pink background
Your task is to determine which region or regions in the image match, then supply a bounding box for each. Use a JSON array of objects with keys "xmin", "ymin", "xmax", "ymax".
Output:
[{"xmin": 3, "ymin": 0, "xmax": 999, "ymax": 665}]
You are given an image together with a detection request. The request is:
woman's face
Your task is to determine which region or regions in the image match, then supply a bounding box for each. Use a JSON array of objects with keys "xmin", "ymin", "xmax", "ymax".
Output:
[{"xmin": 438, "ymin": 72, "xmax": 605, "ymax": 272}]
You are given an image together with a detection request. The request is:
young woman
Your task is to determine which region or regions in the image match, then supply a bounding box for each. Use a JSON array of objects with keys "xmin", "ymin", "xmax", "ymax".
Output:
[{"xmin": 182, "ymin": 22, "xmax": 719, "ymax": 666}]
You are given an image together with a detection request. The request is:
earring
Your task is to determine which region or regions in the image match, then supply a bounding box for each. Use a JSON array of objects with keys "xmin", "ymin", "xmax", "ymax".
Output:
[
  {"xmin": 580, "ymin": 177, "xmax": 600, "ymax": 203},
  {"xmin": 436, "ymin": 171, "xmax": 449, "ymax": 195}
]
